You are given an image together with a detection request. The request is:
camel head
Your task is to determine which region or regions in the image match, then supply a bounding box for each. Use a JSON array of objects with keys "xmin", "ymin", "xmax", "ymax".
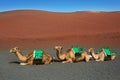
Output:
[
  {"xmin": 54, "ymin": 46, "xmax": 63, "ymax": 51},
  {"xmin": 10, "ymin": 47, "xmax": 20, "ymax": 53},
  {"xmin": 88, "ymin": 48, "xmax": 94, "ymax": 53}
]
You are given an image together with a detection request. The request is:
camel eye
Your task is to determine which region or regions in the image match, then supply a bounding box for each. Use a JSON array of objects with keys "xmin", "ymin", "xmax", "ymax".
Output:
[
  {"xmin": 15, "ymin": 47, "xmax": 19, "ymax": 50},
  {"xmin": 10, "ymin": 49, "xmax": 15, "ymax": 52}
]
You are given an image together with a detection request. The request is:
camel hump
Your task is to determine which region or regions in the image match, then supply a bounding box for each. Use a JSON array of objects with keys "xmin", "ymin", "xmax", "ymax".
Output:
[
  {"xmin": 66, "ymin": 49, "xmax": 71, "ymax": 52},
  {"xmin": 33, "ymin": 50, "xmax": 43, "ymax": 60}
]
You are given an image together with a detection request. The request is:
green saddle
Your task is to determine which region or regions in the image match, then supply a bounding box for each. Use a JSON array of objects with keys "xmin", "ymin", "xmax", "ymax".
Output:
[
  {"xmin": 33, "ymin": 50, "xmax": 43, "ymax": 60},
  {"xmin": 72, "ymin": 47, "xmax": 84, "ymax": 54},
  {"xmin": 102, "ymin": 48, "xmax": 112, "ymax": 56}
]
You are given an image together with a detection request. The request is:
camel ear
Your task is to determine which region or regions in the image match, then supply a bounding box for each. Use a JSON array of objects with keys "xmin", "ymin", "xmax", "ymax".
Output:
[{"xmin": 15, "ymin": 47, "xmax": 19, "ymax": 50}]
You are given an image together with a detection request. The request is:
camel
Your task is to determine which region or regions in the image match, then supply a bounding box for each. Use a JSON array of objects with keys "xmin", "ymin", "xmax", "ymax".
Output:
[
  {"xmin": 72, "ymin": 47, "xmax": 90, "ymax": 62},
  {"xmin": 10, "ymin": 47, "xmax": 53, "ymax": 65},
  {"xmin": 54, "ymin": 46, "xmax": 90, "ymax": 63},
  {"xmin": 88, "ymin": 48, "xmax": 116, "ymax": 61},
  {"xmin": 54, "ymin": 46, "xmax": 75, "ymax": 63}
]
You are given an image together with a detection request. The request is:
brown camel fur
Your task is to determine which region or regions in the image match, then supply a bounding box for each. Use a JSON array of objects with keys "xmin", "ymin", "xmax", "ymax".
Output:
[
  {"xmin": 10, "ymin": 47, "xmax": 53, "ymax": 65},
  {"xmin": 54, "ymin": 46, "xmax": 90, "ymax": 63},
  {"xmin": 88, "ymin": 48, "xmax": 116, "ymax": 61}
]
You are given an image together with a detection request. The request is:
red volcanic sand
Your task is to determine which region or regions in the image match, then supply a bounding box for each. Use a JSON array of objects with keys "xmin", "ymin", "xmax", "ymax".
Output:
[{"xmin": 0, "ymin": 10, "xmax": 120, "ymax": 50}]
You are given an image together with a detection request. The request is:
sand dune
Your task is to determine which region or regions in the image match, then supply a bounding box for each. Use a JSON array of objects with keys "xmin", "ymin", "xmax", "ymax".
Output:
[{"xmin": 0, "ymin": 10, "xmax": 120, "ymax": 50}]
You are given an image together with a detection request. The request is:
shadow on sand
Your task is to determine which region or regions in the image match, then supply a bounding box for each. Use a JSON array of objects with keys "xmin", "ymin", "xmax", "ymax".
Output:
[{"xmin": 9, "ymin": 61, "xmax": 20, "ymax": 64}]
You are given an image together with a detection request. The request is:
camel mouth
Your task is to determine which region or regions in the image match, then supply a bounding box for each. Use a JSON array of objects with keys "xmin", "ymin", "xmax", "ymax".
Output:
[
  {"xmin": 54, "ymin": 46, "xmax": 62, "ymax": 50},
  {"xmin": 9, "ymin": 49, "xmax": 15, "ymax": 53},
  {"xmin": 9, "ymin": 50, "xmax": 12, "ymax": 53},
  {"xmin": 54, "ymin": 46, "xmax": 59, "ymax": 50},
  {"xmin": 54, "ymin": 47, "xmax": 57, "ymax": 49}
]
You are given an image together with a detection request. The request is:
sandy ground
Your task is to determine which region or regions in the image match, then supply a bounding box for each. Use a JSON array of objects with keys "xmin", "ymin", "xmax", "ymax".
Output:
[{"xmin": 0, "ymin": 49, "xmax": 120, "ymax": 80}]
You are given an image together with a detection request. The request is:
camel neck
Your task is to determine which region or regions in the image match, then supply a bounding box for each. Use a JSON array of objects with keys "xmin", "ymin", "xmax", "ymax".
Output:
[
  {"xmin": 91, "ymin": 50, "xmax": 95, "ymax": 54},
  {"xmin": 90, "ymin": 50, "xmax": 94, "ymax": 56},
  {"xmin": 57, "ymin": 49, "xmax": 62, "ymax": 54},
  {"xmin": 56, "ymin": 49, "xmax": 62, "ymax": 59},
  {"xmin": 90, "ymin": 49, "xmax": 97, "ymax": 59},
  {"xmin": 15, "ymin": 51, "xmax": 27, "ymax": 62}
]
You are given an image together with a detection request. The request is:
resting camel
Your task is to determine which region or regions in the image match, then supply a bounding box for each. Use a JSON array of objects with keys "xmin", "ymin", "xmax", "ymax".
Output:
[
  {"xmin": 54, "ymin": 46, "xmax": 90, "ymax": 63},
  {"xmin": 54, "ymin": 46, "xmax": 75, "ymax": 63},
  {"xmin": 73, "ymin": 47, "xmax": 90, "ymax": 62},
  {"xmin": 10, "ymin": 47, "xmax": 53, "ymax": 65},
  {"xmin": 88, "ymin": 48, "xmax": 116, "ymax": 61}
]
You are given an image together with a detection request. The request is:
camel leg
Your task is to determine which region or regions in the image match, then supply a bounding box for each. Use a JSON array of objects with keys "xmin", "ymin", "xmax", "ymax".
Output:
[
  {"xmin": 62, "ymin": 58, "xmax": 73, "ymax": 63},
  {"xmin": 111, "ymin": 56, "xmax": 116, "ymax": 60},
  {"xmin": 68, "ymin": 58, "xmax": 74, "ymax": 63},
  {"xmin": 62, "ymin": 60, "xmax": 72, "ymax": 63},
  {"xmin": 20, "ymin": 62, "xmax": 29, "ymax": 65},
  {"xmin": 96, "ymin": 58, "xmax": 104, "ymax": 61},
  {"xmin": 44, "ymin": 61, "xmax": 51, "ymax": 64},
  {"xmin": 96, "ymin": 53, "xmax": 105, "ymax": 61},
  {"xmin": 91, "ymin": 54, "xmax": 99, "ymax": 60},
  {"xmin": 44, "ymin": 59, "xmax": 53, "ymax": 64},
  {"xmin": 75, "ymin": 54, "xmax": 85, "ymax": 62},
  {"xmin": 49, "ymin": 57, "xmax": 54, "ymax": 64},
  {"xmin": 96, "ymin": 59, "xmax": 104, "ymax": 61},
  {"xmin": 20, "ymin": 60, "xmax": 33, "ymax": 65},
  {"xmin": 75, "ymin": 57, "xmax": 84, "ymax": 62},
  {"xmin": 20, "ymin": 62, "xmax": 33, "ymax": 65},
  {"xmin": 49, "ymin": 62, "xmax": 53, "ymax": 64},
  {"xmin": 47, "ymin": 59, "xmax": 53, "ymax": 64},
  {"xmin": 95, "ymin": 59, "xmax": 101, "ymax": 61},
  {"xmin": 62, "ymin": 61, "xmax": 69, "ymax": 63},
  {"xmin": 99, "ymin": 53, "xmax": 105, "ymax": 61},
  {"xmin": 85, "ymin": 55, "xmax": 90, "ymax": 62}
]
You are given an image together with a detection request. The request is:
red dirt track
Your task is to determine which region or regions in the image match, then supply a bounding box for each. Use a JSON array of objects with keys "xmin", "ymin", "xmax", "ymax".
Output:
[{"xmin": 0, "ymin": 10, "xmax": 120, "ymax": 50}]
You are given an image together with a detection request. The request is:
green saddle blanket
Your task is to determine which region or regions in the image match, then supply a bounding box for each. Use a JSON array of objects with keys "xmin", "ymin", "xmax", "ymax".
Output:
[
  {"xmin": 72, "ymin": 47, "xmax": 84, "ymax": 54},
  {"xmin": 102, "ymin": 48, "xmax": 112, "ymax": 56},
  {"xmin": 33, "ymin": 50, "xmax": 43, "ymax": 60}
]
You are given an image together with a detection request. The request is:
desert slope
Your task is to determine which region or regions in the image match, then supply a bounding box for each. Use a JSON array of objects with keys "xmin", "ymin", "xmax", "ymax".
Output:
[{"xmin": 0, "ymin": 10, "xmax": 120, "ymax": 50}]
